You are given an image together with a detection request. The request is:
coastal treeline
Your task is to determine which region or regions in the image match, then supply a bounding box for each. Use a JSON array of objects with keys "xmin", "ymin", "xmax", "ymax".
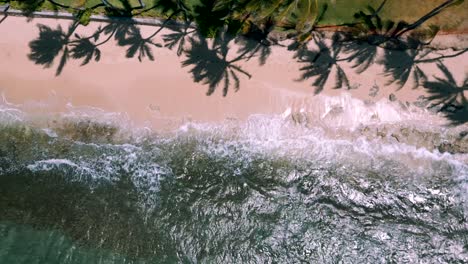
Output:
[{"xmin": 1, "ymin": 0, "xmax": 466, "ymax": 41}]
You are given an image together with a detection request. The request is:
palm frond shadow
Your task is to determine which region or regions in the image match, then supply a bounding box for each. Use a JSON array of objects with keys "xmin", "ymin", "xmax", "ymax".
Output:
[
  {"xmin": 181, "ymin": 32, "xmax": 252, "ymax": 96},
  {"xmin": 380, "ymin": 45, "xmax": 427, "ymax": 90},
  {"xmin": 423, "ymin": 63, "xmax": 468, "ymax": 125},
  {"xmin": 28, "ymin": 22, "xmax": 79, "ymax": 76},
  {"xmin": 70, "ymin": 36, "xmax": 102, "ymax": 66},
  {"xmin": 116, "ymin": 26, "xmax": 163, "ymax": 61},
  {"xmin": 163, "ymin": 21, "xmax": 196, "ymax": 56},
  {"xmin": 343, "ymin": 40, "xmax": 378, "ymax": 74},
  {"xmin": 292, "ymin": 33, "xmax": 351, "ymax": 94},
  {"xmin": 234, "ymin": 27, "xmax": 276, "ymax": 66}
]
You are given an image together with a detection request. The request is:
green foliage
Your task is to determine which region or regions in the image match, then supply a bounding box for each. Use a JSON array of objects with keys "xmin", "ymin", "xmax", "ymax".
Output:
[
  {"xmin": 353, "ymin": 0, "xmax": 465, "ymax": 42},
  {"xmin": 449, "ymin": 0, "xmax": 465, "ymax": 6},
  {"xmin": 277, "ymin": 0, "xmax": 319, "ymax": 32},
  {"xmin": 76, "ymin": 8, "xmax": 92, "ymax": 26},
  {"xmin": 12, "ymin": 0, "xmax": 45, "ymax": 15},
  {"xmin": 193, "ymin": 0, "xmax": 229, "ymax": 38},
  {"xmin": 3, "ymin": 0, "xmax": 466, "ymax": 45}
]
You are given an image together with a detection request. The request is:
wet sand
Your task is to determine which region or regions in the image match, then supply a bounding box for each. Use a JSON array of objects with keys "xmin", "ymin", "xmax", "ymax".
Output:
[{"xmin": 0, "ymin": 16, "xmax": 467, "ymax": 128}]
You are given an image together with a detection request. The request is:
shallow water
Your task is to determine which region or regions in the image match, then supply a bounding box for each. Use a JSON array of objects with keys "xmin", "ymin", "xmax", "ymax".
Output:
[{"xmin": 1, "ymin": 103, "xmax": 468, "ymax": 263}]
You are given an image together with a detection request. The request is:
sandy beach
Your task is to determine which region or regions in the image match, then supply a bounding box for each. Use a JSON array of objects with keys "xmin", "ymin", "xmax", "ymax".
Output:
[{"xmin": 0, "ymin": 15, "xmax": 467, "ymax": 128}]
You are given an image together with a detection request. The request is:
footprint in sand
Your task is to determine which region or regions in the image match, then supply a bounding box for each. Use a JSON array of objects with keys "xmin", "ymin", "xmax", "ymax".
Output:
[{"xmin": 148, "ymin": 104, "xmax": 160, "ymax": 113}]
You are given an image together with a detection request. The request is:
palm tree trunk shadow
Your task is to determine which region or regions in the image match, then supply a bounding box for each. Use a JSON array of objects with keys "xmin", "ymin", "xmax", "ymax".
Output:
[
  {"xmin": 0, "ymin": 3, "xmax": 9, "ymax": 24},
  {"xmin": 0, "ymin": 13, "xmax": 7, "ymax": 24}
]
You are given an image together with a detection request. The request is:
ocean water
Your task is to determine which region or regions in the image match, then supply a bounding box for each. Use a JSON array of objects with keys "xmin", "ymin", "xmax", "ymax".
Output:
[{"xmin": 0, "ymin": 101, "xmax": 468, "ymax": 263}]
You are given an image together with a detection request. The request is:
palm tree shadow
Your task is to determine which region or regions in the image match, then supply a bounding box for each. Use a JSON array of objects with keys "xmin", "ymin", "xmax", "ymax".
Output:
[
  {"xmin": 380, "ymin": 45, "xmax": 427, "ymax": 90},
  {"xmin": 377, "ymin": 36, "xmax": 437, "ymax": 90},
  {"xmin": 28, "ymin": 20, "xmax": 164, "ymax": 75},
  {"xmin": 163, "ymin": 21, "xmax": 196, "ymax": 56},
  {"xmin": 343, "ymin": 39, "xmax": 378, "ymax": 74},
  {"xmin": 381, "ymin": 43, "xmax": 467, "ymax": 90},
  {"xmin": 182, "ymin": 31, "xmax": 252, "ymax": 96},
  {"xmin": 28, "ymin": 22, "xmax": 79, "ymax": 76},
  {"xmin": 423, "ymin": 63, "xmax": 468, "ymax": 125},
  {"xmin": 292, "ymin": 32, "xmax": 351, "ymax": 94}
]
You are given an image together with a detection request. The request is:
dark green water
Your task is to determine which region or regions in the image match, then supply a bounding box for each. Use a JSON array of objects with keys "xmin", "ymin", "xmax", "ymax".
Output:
[{"xmin": 1, "ymin": 114, "xmax": 468, "ymax": 263}]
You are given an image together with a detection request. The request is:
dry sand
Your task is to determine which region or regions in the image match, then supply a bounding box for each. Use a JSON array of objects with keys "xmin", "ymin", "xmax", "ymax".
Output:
[{"xmin": 0, "ymin": 16, "xmax": 466, "ymax": 129}]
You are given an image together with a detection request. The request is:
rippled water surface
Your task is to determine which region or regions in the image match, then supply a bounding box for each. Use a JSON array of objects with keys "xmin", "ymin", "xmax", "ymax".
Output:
[{"xmin": 1, "ymin": 111, "xmax": 468, "ymax": 263}]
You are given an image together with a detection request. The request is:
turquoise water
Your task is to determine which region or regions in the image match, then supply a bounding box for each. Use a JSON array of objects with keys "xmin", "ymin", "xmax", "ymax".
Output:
[
  {"xmin": 1, "ymin": 113, "xmax": 468, "ymax": 263},
  {"xmin": 0, "ymin": 222, "xmax": 138, "ymax": 264}
]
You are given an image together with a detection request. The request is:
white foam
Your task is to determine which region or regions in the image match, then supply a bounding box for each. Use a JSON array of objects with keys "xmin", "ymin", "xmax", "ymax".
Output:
[
  {"xmin": 42, "ymin": 128, "xmax": 58, "ymax": 138},
  {"xmin": 27, "ymin": 159, "xmax": 81, "ymax": 171},
  {"xmin": 279, "ymin": 92, "xmax": 444, "ymax": 129},
  {"xmin": 0, "ymin": 102, "xmax": 24, "ymax": 123},
  {"xmin": 2, "ymin": 92, "xmax": 467, "ymax": 208}
]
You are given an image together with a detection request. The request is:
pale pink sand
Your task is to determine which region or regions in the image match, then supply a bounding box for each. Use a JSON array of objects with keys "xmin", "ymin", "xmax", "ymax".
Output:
[{"xmin": 0, "ymin": 16, "xmax": 466, "ymax": 128}]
